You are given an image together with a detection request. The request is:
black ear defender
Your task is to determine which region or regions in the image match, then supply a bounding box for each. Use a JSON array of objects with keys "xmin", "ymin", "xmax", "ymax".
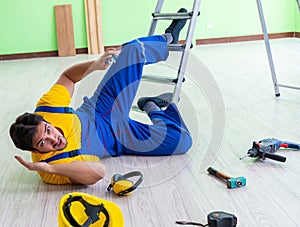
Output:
[{"xmin": 107, "ymin": 171, "xmax": 143, "ymax": 196}]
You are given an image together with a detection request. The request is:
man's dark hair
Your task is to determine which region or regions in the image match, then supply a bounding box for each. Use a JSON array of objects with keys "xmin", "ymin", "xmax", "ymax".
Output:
[{"xmin": 9, "ymin": 113, "xmax": 44, "ymax": 151}]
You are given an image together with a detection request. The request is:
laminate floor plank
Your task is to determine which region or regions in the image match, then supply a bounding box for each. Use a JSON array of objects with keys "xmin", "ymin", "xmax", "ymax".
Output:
[{"xmin": 1, "ymin": 38, "xmax": 299, "ymax": 227}]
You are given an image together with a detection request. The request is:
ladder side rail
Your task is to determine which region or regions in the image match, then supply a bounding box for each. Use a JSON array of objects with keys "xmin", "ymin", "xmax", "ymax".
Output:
[
  {"xmin": 172, "ymin": 0, "xmax": 202, "ymax": 104},
  {"xmin": 256, "ymin": 0, "xmax": 280, "ymax": 96},
  {"xmin": 148, "ymin": 0, "xmax": 165, "ymax": 36}
]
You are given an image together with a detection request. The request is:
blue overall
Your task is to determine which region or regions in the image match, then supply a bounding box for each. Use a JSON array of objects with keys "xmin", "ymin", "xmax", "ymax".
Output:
[{"xmin": 75, "ymin": 35, "xmax": 192, "ymax": 159}]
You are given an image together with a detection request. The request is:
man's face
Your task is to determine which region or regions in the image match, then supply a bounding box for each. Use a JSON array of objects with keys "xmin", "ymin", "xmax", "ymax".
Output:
[{"xmin": 32, "ymin": 121, "xmax": 67, "ymax": 153}]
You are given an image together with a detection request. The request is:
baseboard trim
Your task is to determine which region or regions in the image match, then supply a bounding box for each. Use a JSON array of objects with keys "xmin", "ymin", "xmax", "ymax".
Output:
[
  {"xmin": 0, "ymin": 48, "xmax": 88, "ymax": 61},
  {"xmin": 1, "ymin": 32, "xmax": 299, "ymax": 60},
  {"xmin": 196, "ymin": 32, "xmax": 297, "ymax": 45}
]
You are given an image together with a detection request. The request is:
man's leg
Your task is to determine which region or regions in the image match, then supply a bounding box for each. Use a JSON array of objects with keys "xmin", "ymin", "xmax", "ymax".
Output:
[
  {"xmin": 119, "ymin": 103, "xmax": 192, "ymax": 156},
  {"xmin": 110, "ymin": 9, "xmax": 189, "ymax": 156}
]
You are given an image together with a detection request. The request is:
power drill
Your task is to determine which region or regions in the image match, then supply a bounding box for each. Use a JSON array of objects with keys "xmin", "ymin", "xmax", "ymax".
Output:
[{"xmin": 240, "ymin": 138, "xmax": 300, "ymax": 162}]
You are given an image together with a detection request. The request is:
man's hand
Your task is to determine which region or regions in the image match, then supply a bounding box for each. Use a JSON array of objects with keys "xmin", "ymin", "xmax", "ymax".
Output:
[
  {"xmin": 15, "ymin": 156, "xmax": 50, "ymax": 172},
  {"xmin": 99, "ymin": 48, "xmax": 118, "ymax": 70},
  {"xmin": 56, "ymin": 48, "xmax": 118, "ymax": 97}
]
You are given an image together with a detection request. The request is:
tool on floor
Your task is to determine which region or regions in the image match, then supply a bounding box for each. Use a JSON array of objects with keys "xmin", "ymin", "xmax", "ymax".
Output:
[
  {"xmin": 240, "ymin": 138, "xmax": 300, "ymax": 162},
  {"xmin": 176, "ymin": 211, "xmax": 237, "ymax": 227},
  {"xmin": 207, "ymin": 167, "xmax": 246, "ymax": 189},
  {"xmin": 107, "ymin": 171, "xmax": 143, "ymax": 196}
]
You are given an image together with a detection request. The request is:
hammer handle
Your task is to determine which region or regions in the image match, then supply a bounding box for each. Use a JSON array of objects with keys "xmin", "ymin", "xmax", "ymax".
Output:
[{"xmin": 207, "ymin": 167, "xmax": 231, "ymax": 180}]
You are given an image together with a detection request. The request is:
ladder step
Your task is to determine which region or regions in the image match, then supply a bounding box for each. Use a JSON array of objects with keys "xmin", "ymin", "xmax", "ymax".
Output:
[
  {"xmin": 152, "ymin": 11, "xmax": 200, "ymax": 20},
  {"xmin": 168, "ymin": 43, "xmax": 193, "ymax": 51},
  {"xmin": 142, "ymin": 74, "xmax": 177, "ymax": 84},
  {"xmin": 168, "ymin": 44, "xmax": 185, "ymax": 51},
  {"xmin": 142, "ymin": 74, "xmax": 185, "ymax": 84},
  {"xmin": 152, "ymin": 12, "xmax": 192, "ymax": 20}
]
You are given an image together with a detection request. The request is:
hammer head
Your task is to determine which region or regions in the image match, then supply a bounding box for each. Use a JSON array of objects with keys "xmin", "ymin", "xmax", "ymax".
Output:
[{"xmin": 227, "ymin": 177, "xmax": 246, "ymax": 189}]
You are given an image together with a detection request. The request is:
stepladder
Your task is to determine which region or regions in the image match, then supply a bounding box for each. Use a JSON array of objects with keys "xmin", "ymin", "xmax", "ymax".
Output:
[
  {"xmin": 256, "ymin": 0, "xmax": 300, "ymax": 96},
  {"xmin": 141, "ymin": 0, "xmax": 201, "ymax": 105}
]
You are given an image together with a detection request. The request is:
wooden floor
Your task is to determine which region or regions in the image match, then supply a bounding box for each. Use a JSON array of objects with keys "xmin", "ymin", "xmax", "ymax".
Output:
[{"xmin": 1, "ymin": 38, "xmax": 300, "ymax": 227}]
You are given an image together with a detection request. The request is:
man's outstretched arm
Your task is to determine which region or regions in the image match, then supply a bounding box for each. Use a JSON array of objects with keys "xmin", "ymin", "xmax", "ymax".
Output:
[
  {"xmin": 56, "ymin": 49, "xmax": 118, "ymax": 96},
  {"xmin": 15, "ymin": 156, "xmax": 106, "ymax": 185}
]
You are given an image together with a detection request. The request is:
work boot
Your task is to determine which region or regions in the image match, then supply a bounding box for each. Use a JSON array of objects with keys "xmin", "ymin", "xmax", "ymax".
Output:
[
  {"xmin": 137, "ymin": 93, "xmax": 173, "ymax": 111},
  {"xmin": 165, "ymin": 8, "xmax": 188, "ymax": 44}
]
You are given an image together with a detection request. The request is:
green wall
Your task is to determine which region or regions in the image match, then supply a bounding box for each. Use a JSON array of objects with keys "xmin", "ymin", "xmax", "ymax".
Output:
[
  {"xmin": 0, "ymin": 0, "xmax": 298, "ymax": 55},
  {"xmin": 296, "ymin": 2, "xmax": 300, "ymax": 32},
  {"xmin": 0, "ymin": 0, "xmax": 87, "ymax": 55}
]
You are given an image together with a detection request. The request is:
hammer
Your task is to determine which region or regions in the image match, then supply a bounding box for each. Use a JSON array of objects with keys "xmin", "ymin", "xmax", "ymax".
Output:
[{"xmin": 207, "ymin": 167, "xmax": 246, "ymax": 189}]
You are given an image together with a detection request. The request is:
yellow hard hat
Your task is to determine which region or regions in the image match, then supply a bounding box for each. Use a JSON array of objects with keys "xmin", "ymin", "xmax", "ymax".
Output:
[
  {"xmin": 58, "ymin": 192, "xmax": 124, "ymax": 227},
  {"xmin": 107, "ymin": 171, "xmax": 143, "ymax": 196}
]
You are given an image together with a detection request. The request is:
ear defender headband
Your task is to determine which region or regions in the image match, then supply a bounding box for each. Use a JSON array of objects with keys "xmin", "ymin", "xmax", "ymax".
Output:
[{"xmin": 107, "ymin": 171, "xmax": 143, "ymax": 196}]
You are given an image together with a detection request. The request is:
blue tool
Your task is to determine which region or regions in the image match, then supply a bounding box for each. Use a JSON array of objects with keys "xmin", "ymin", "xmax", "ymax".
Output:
[
  {"xmin": 105, "ymin": 54, "xmax": 117, "ymax": 65},
  {"xmin": 240, "ymin": 138, "xmax": 300, "ymax": 162}
]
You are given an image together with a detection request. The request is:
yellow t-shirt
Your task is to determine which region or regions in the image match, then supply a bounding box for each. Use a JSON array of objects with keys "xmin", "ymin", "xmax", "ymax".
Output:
[{"xmin": 31, "ymin": 84, "xmax": 99, "ymax": 184}]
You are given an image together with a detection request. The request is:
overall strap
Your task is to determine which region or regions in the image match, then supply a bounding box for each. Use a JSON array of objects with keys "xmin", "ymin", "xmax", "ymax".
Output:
[
  {"xmin": 34, "ymin": 106, "xmax": 74, "ymax": 114},
  {"xmin": 40, "ymin": 150, "xmax": 80, "ymax": 163}
]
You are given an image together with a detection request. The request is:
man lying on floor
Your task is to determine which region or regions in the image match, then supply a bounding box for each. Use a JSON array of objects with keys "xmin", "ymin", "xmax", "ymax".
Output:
[{"xmin": 9, "ymin": 9, "xmax": 192, "ymax": 185}]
